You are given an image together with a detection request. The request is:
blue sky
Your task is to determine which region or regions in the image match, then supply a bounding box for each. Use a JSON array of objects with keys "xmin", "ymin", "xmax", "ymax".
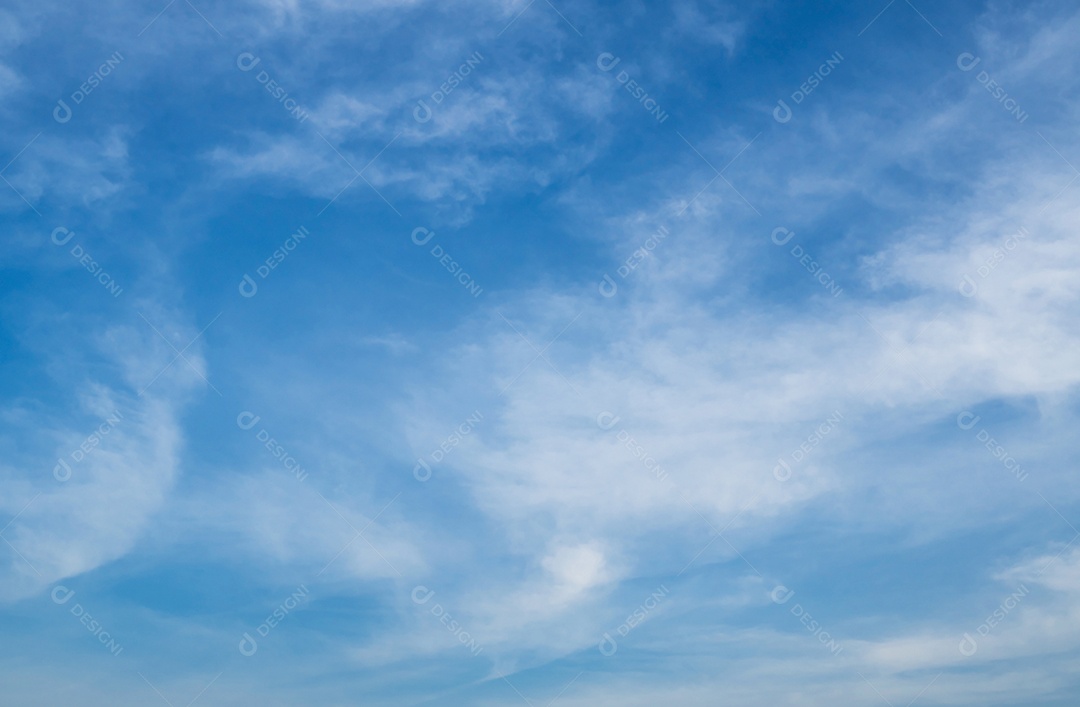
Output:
[{"xmin": 2, "ymin": 0, "xmax": 1080, "ymax": 704}]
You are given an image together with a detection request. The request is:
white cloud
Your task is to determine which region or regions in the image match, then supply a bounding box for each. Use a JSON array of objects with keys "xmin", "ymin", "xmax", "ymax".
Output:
[
  {"xmin": 0, "ymin": 309, "xmax": 205, "ymax": 601},
  {"xmin": 1, "ymin": 129, "xmax": 130, "ymax": 212}
]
